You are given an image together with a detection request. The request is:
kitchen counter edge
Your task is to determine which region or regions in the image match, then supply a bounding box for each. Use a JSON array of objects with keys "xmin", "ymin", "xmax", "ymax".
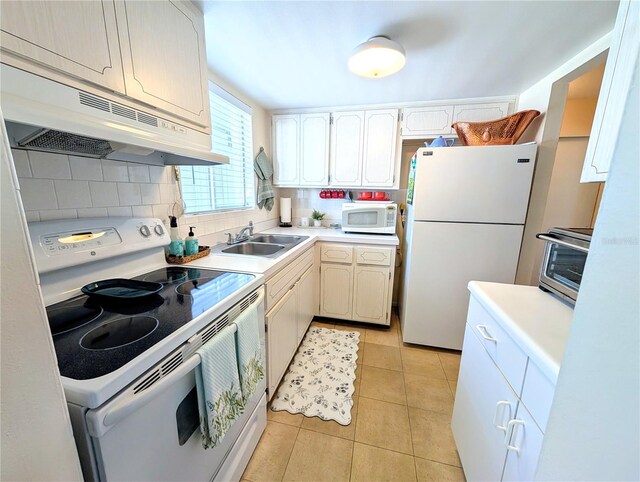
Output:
[
  {"xmin": 467, "ymin": 280, "xmax": 574, "ymax": 383},
  {"xmin": 187, "ymin": 228, "xmax": 399, "ymax": 278}
]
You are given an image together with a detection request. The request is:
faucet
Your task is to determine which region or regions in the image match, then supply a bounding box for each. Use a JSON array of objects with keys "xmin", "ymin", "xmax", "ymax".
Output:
[{"xmin": 225, "ymin": 221, "xmax": 254, "ymax": 245}]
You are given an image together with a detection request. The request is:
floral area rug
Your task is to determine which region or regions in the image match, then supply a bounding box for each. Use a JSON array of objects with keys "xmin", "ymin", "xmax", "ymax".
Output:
[{"xmin": 270, "ymin": 326, "xmax": 360, "ymax": 425}]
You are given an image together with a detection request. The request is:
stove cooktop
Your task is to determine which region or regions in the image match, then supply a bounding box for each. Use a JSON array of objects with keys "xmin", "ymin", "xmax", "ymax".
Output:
[{"xmin": 46, "ymin": 267, "xmax": 255, "ymax": 380}]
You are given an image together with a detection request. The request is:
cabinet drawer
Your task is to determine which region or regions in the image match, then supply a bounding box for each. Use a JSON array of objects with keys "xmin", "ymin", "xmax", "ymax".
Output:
[
  {"xmin": 265, "ymin": 248, "xmax": 313, "ymax": 312},
  {"xmin": 467, "ymin": 296, "xmax": 528, "ymax": 396},
  {"xmin": 520, "ymin": 361, "xmax": 555, "ymax": 433},
  {"xmin": 320, "ymin": 244, "xmax": 353, "ymax": 264},
  {"xmin": 355, "ymin": 246, "xmax": 393, "ymax": 266}
]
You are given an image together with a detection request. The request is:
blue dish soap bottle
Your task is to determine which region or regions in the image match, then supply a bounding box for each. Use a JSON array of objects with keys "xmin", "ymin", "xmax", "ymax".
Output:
[
  {"xmin": 185, "ymin": 226, "xmax": 199, "ymax": 256},
  {"xmin": 168, "ymin": 216, "xmax": 184, "ymax": 257}
]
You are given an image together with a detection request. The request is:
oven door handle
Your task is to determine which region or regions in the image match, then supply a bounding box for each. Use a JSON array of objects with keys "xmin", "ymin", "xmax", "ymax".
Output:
[
  {"xmin": 535, "ymin": 233, "xmax": 589, "ymax": 253},
  {"xmin": 87, "ymin": 354, "xmax": 202, "ymax": 438}
]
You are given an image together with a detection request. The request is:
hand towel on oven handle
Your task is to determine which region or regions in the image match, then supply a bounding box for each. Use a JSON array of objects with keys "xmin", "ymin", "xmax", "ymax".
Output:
[
  {"xmin": 233, "ymin": 301, "xmax": 265, "ymax": 402},
  {"xmin": 195, "ymin": 324, "xmax": 244, "ymax": 449}
]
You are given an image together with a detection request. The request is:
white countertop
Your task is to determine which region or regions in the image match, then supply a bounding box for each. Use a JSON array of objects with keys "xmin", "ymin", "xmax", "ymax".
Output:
[
  {"xmin": 468, "ymin": 281, "xmax": 574, "ymax": 382},
  {"xmin": 188, "ymin": 227, "xmax": 399, "ymax": 278}
]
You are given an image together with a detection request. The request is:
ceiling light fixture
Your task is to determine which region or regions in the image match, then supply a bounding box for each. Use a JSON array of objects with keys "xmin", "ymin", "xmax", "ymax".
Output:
[{"xmin": 348, "ymin": 36, "xmax": 406, "ymax": 79}]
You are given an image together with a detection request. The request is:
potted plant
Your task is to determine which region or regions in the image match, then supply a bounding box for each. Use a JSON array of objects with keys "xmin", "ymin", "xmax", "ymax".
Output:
[{"xmin": 311, "ymin": 209, "xmax": 325, "ymax": 227}]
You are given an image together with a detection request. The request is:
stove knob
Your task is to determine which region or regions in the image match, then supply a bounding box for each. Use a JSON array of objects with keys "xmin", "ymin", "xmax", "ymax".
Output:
[
  {"xmin": 139, "ymin": 225, "xmax": 151, "ymax": 237},
  {"xmin": 154, "ymin": 224, "xmax": 165, "ymax": 236}
]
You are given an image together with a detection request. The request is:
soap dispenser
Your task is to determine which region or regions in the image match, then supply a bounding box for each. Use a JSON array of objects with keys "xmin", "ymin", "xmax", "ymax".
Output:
[
  {"xmin": 185, "ymin": 226, "xmax": 199, "ymax": 256},
  {"xmin": 168, "ymin": 216, "xmax": 184, "ymax": 257}
]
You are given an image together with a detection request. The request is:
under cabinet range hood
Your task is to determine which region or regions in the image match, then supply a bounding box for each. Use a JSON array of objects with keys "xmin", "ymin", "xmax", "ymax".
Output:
[{"xmin": 0, "ymin": 64, "xmax": 228, "ymax": 166}]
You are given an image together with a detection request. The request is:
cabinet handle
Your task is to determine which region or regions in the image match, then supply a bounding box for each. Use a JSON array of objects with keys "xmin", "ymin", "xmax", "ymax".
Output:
[
  {"xmin": 493, "ymin": 401, "xmax": 511, "ymax": 432},
  {"xmin": 476, "ymin": 324, "xmax": 497, "ymax": 343},
  {"xmin": 504, "ymin": 419, "xmax": 525, "ymax": 453}
]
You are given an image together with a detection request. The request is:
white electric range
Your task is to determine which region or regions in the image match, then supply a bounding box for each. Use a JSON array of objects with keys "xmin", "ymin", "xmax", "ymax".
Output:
[{"xmin": 30, "ymin": 217, "xmax": 266, "ymax": 482}]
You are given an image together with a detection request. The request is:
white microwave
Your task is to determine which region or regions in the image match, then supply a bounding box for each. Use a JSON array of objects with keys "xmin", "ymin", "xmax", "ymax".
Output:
[{"xmin": 341, "ymin": 203, "xmax": 397, "ymax": 234}]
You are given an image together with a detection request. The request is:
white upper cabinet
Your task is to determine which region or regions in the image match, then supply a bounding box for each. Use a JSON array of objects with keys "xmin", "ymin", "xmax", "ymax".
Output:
[
  {"xmin": 452, "ymin": 102, "xmax": 511, "ymax": 124},
  {"xmin": 401, "ymin": 105, "xmax": 454, "ymax": 138},
  {"xmin": 362, "ymin": 109, "xmax": 399, "ymax": 187},
  {"xmin": 272, "ymin": 113, "xmax": 330, "ymax": 187},
  {"xmin": 581, "ymin": 0, "xmax": 639, "ymax": 183},
  {"xmin": 114, "ymin": 0, "xmax": 210, "ymax": 128},
  {"xmin": 299, "ymin": 113, "xmax": 330, "ymax": 186},
  {"xmin": 330, "ymin": 111, "xmax": 365, "ymax": 186},
  {"xmin": 0, "ymin": 1, "xmax": 125, "ymax": 93},
  {"xmin": 0, "ymin": 0, "xmax": 211, "ymax": 132},
  {"xmin": 273, "ymin": 114, "xmax": 300, "ymax": 185}
]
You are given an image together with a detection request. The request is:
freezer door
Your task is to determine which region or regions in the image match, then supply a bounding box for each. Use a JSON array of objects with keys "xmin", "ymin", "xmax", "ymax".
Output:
[
  {"xmin": 401, "ymin": 221, "xmax": 524, "ymax": 349},
  {"xmin": 412, "ymin": 144, "xmax": 536, "ymax": 224}
]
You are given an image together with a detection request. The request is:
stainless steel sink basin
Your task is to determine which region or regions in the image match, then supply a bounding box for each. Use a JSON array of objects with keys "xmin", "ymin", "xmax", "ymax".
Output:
[
  {"xmin": 221, "ymin": 242, "xmax": 285, "ymax": 256},
  {"xmin": 211, "ymin": 233, "xmax": 309, "ymax": 259},
  {"xmin": 251, "ymin": 234, "xmax": 305, "ymax": 245}
]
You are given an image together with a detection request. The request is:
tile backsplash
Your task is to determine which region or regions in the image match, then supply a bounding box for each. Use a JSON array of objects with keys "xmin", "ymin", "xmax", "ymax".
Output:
[{"xmin": 13, "ymin": 149, "xmax": 280, "ymax": 243}]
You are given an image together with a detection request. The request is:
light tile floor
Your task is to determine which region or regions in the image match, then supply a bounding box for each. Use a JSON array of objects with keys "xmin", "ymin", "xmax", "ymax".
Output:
[{"xmin": 242, "ymin": 312, "xmax": 466, "ymax": 482}]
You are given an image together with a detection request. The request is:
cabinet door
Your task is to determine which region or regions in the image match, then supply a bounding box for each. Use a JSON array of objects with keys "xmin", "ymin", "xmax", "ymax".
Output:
[
  {"xmin": 320, "ymin": 264, "xmax": 353, "ymax": 319},
  {"xmin": 266, "ymin": 287, "xmax": 298, "ymax": 398},
  {"xmin": 362, "ymin": 109, "xmax": 399, "ymax": 187},
  {"xmin": 452, "ymin": 102, "xmax": 511, "ymax": 124},
  {"xmin": 114, "ymin": 0, "xmax": 210, "ymax": 128},
  {"xmin": 296, "ymin": 266, "xmax": 315, "ymax": 344},
  {"xmin": 353, "ymin": 265, "xmax": 390, "ymax": 325},
  {"xmin": 502, "ymin": 403, "xmax": 545, "ymax": 482},
  {"xmin": 330, "ymin": 111, "xmax": 364, "ymax": 187},
  {"xmin": 581, "ymin": 0, "xmax": 639, "ymax": 182},
  {"xmin": 401, "ymin": 106, "xmax": 454, "ymax": 137},
  {"xmin": 272, "ymin": 114, "xmax": 300, "ymax": 186},
  {"xmin": 0, "ymin": 1, "xmax": 125, "ymax": 93},
  {"xmin": 451, "ymin": 325, "xmax": 518, "ymax": 482},
  {"xmin": 299, "ymin": 113, "xmax": 330, "ymax": 186}
]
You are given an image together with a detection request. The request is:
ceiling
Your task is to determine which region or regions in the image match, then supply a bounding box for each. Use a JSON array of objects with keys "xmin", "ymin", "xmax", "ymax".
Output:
[{"xmin": 201, "ymin": 1, "xmax": 618, "ymax": 111}]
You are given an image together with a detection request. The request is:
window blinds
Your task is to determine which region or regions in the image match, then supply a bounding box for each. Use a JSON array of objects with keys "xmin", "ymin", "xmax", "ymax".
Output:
[{"xmin": 180, "ymin": 86, "xmax": 254, "ymax": 214}]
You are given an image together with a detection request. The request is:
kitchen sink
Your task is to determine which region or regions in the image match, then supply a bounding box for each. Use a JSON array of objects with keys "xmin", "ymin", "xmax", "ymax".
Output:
[
  {"xmin": 250, "ymin": 234, "xmax": 306, "ymax": 245},
  {"xmin": 221, "ymin": 242, "xmax": 285, "ymax": 256},
  {"xmin": 211, "ymin": 233, "xmax": 309, "ymax": 259}
]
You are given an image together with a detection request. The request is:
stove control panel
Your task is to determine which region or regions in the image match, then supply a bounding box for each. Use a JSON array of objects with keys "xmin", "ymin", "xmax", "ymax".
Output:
[
  {"xmin": 29, "ymin": 217, "xmax": 170, "ymax": 274},
  {"xmin": 40, "ymin": 227, "xmax": 122, "ymax": 255}
]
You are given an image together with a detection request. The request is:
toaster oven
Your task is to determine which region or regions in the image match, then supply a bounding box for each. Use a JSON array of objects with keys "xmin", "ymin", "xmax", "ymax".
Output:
[{"xmin": 536, "ymin": 227, "xmax": 592, "ymax": 305}]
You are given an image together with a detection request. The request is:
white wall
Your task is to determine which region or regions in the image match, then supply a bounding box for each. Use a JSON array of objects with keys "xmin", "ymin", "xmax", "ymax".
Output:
[
  {"xmin": 535, "ymin": 56, "xmax": 639, "ymax": 481},
  {"xmin": 515, "ymin": 33, "xmax": 610, "ymax": 285},
  {"xmin": 0, "ymin": 117, "xmax": 83, "ymax": 481}
]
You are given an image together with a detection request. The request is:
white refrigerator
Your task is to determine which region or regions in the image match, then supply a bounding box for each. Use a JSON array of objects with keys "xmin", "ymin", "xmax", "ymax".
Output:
[{"xmin": 399, "ymin": 143, "xmax": 537, "ymax": 349}]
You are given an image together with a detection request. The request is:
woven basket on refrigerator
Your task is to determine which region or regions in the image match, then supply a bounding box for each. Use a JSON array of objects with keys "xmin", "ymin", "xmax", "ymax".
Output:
[{"xmin": 452, "ymin": 110, "xmax": 540, "ymax": 146}]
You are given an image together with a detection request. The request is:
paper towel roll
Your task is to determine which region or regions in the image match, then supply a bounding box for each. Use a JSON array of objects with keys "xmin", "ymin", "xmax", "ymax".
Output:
[{"xmin": 280, "ymin": 197, "xmax": 292, "ymax": 223}]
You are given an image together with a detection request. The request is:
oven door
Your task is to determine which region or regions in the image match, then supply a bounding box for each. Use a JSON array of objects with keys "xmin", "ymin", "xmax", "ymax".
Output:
[
  {"xmin": 539, "ymin": 235, "xmax": 589, "ymax": 302},
  {"xmin": 82, "ymin": 296, "xmax": 266, "ymax": 481}
]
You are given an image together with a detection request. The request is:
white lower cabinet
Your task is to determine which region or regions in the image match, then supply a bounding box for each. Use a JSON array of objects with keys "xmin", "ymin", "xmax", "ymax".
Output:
[
  {"xmin": 453, "ymin": 294, "xmax": 556, "ymax": 481},
  {"xmin": 266, "ymin": 288, "xmax": 298, "ymax": 397},
  {"xmin": 452, "ymin": 325, "xmax": 518, "ymax": 482},
  {"xmin": 319, "ymin": 243, "xmax": 394, "ymax": 325},
  {"xmin": 353, "ymin": 265, "xmax": 389, "ymax": 323},
  {"xmin": 502, "ymin": 403, "xmax": 544, "ymax": 482},
  {"xmin": 265, "ymin": 249, "xmax": 316, "ymax": 398},
  {"xmin": 319, "ymin": 263, "xmax": 353, "ymax": 319},
  {"xmin": 296, "ymin": 266, "xmax": 315, "ymax": 344}
]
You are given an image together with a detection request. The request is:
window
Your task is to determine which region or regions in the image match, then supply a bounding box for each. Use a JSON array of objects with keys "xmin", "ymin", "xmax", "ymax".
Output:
[{"xmin": 179, "ymin": 83, "xmax": 254, "ymax": 213}]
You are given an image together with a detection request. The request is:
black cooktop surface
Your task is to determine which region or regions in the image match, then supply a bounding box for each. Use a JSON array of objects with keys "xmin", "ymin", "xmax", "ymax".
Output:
[{"xmin": 46, "ymin": 267, "xmax": 255, "ymax": 380}]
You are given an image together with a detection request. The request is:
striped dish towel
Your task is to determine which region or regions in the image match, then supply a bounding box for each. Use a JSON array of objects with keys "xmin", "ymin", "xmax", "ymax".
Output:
[
  {"xmin": 195, "ymin": 324, "xmax": 245, "ymax": 449},
  {"xmin": 234, "ymin": 302, "xmax": 265, "ymax": 402},
  {"xmin": 254, "ymin": 148, "xmax": 274, "ymax": 211}
]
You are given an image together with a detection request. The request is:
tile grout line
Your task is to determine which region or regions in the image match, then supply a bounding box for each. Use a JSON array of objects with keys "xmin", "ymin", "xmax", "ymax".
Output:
[{"xmin": 279, "ymin": 421, "xmax": 302, "ymax": 482}]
